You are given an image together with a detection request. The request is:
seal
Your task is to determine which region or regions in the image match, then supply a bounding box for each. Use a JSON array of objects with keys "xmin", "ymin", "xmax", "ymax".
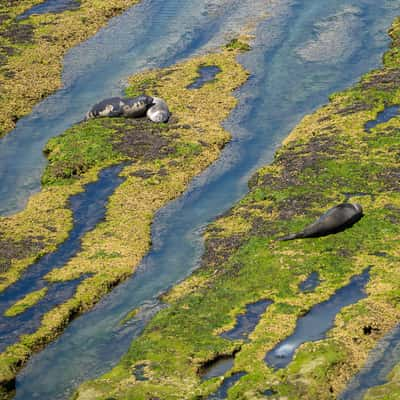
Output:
[
  {"xmin": 85, "ymin": 97, "xmax": 125, "ymax": 120},
  {"xmin": 146, "ymin": 97, "xmax": 170, "ymax": 123},
  {"xmin": 277, "ymin": 203, "xmax": 363, "ymax": 241},
  {"xmin": 122, "ymin": 95, "xmax": 154, "ymax": 118}
]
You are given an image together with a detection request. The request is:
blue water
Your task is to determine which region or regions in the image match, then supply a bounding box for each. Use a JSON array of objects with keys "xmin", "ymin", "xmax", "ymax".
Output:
[
  {"xmin": 221, "ymin": 299, "xmax": 272, "ymax": 341},
  {"xmin": 16, "ymin": 0, "xmax": 80, "ymax": 20},
  {"xmin": 202, "ymin": 357, "xmax": 235, "ymax": 381},
  {"xmin": 187, "ymin": 65, "xmax": 222, "ymax": 89},
  {"xmin": 265, "ymin": 268, "xmax": 370, "ymax": 370},
  {"xmin": 299, "ymin": 272, "xmax": 321, "ymax": 293},
  {"xmin": 1, "ymin": 0, "xmax": 396, "ymax": 398},
  {"xmin": 0, "ymin": 164, "xmax": 125, "ymax": 352},
  {"xmin": 207, "ymin": 372, "xmax": 247, "ymax": 400},
  {"xmin": 365, "ymin": 105, "xmax": 400, "ymax": 132},
  {"xmin": 0, "ymin": 277, "xmax": 85, "ymax": 351},
  {"xmin": 340, "ymin": 324, "xmax": 400, "ymax": 400}
]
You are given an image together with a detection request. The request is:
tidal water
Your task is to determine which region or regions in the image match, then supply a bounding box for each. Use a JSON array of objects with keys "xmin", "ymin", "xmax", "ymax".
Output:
[
  {"xmin": 220, "ymin": 299, "xmax": 272, "ymax": 341},
  {"xmin": 265, "ymin": 268, "xmax": 370, "ymax": 370},
  {"xmin": 187, "ymin": 65, "xmax": 222, "ymax": 89},
  {"xmin": 201, "ymin": 357, "xmax": 235, "ymax": 381},
  {"xmin": 0, "ymin": 0, "xmax": 397, "ymax": 398},
  {"xmin": 16, "ymin": 0, "xmax": 80, "ymax": 20},
  {"xmin": 299, "ymin": 272, "xmax": 321, "ymax": 293},
  {"xmin": 364, "ymin": 104, "xmax": 400, "ymax": 132},
  {"xmin": 206, "ymin": 372, "xmax": 247, "ymax": 399}
]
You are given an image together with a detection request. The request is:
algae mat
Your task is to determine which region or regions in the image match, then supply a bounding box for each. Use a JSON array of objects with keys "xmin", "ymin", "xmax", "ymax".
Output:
[
  {"xmin": 0, "ymin": 41, "xmax": 250, "ymax": 397},
  {"xmin": 74, "ymin": 17, "xmax": 400, "ymax": 400}
]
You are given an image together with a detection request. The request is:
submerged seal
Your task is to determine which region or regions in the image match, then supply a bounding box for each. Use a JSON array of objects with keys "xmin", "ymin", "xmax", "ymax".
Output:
[
  {"xmin": 277, "ymin": 203, "xmax": 363, "ymax": 241},
  {"xmin": 122, "ymin": 95, "xmax": 154, "ymax": 118},
  {"xmin": 85, "ymin": 97, "xmax": 125, "ymax": 120},
  {"xmin": 146, "ymin": 97, "xmax": 170, "ymax": 123}
]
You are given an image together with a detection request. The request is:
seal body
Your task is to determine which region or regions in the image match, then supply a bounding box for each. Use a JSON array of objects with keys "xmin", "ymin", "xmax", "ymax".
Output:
[
  {"xmin": 85, "ymin": 97, "xmax": 125, "ymax": 120},
  {"xmin": 146, "ymin": 97, "xmax": 170, "ymax": 123},
  {"xmin": 277, "ymin": 203, "xmax": 363, "ymax": 241},
  {"xmin": 122, "ymin": 95, "xmax": 153, "ymax": 118}
]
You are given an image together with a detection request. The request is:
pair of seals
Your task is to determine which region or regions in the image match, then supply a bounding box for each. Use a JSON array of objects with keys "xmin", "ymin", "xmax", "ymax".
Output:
[
  {"xmin": 277, "ymin": 203, "xmax": 363, "ymax": 241},
  {"xmin": 85, "ymin": 95, "xmax": 154, "ymax": 120}
]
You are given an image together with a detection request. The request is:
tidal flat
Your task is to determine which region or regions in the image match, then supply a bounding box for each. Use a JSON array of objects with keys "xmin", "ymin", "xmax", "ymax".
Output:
[
  {"xmin": 0, "ymin": 41, "xmax": 250, "ymax": 397},
  {"xmin": 74, "ymin": 17, "xmax": 400, "ymax": 400}
]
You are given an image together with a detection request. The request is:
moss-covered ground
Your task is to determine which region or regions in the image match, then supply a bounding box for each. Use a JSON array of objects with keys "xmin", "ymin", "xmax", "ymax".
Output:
[
  {"xmin": 0, "ymin": 0, "xmax": 142, "ymax": 137},
  {"xmin": 73, "ymin": 18, "xmax": 400, "ymax": 400},
  {"xmin": 0, "ymin": 41, "xmax": 250, "ymax": 397}
]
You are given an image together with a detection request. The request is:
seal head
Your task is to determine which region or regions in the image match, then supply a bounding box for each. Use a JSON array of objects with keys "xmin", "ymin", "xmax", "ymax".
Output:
[{"xmin": 147, "ymin": 97, "xmax": 170, "ymax": 123}]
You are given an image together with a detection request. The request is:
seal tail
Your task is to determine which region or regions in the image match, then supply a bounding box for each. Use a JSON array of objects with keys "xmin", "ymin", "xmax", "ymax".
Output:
[{"xmin": 276, "ymin": 233, "xmax": 300, "ymax": 241}]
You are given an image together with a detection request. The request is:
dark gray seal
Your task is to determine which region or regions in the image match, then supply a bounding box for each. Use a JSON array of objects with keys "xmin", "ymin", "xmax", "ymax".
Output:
[
  {"xmin": 277, "ymin": 203, "xmax": 363, "ymax": 241},
  {"xmin": 85, "ymin": 97, "xmax": 125, "ymax": 120},
  {"xmin": 146, "ymin": 97, "xmax": 170, "ymax": 123},
  {"xmin": 122, "ymin": 95, "xmax": 154, "ymax": 118}
]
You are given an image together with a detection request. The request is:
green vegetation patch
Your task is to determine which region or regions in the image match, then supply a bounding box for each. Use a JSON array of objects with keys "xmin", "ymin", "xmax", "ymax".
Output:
[{"xmin": 4, "ymin": 288, "xmax": 48, "ymax": 317}]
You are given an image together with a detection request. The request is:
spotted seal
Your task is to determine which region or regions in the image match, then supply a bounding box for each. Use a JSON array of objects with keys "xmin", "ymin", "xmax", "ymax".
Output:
[
  {"xmin": 85, "ymin": 97, "xmax": 125, "ymax": 120},
  {"xmin": 146, "ymin": 97, "xmax": 170, "ymax": 123},
  {"xmin": 277, "ymin": 203, "xmax": 363, "ymax": 241},
  {"xmin": 122, "ymin": 95, "xmax": 154, "ymax": 118}
]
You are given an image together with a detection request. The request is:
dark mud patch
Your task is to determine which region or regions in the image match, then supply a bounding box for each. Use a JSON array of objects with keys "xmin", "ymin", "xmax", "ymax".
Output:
[
  {"xmin": 133, "ymin": 363, "xmax": 148, "ymax": 381},
  {"xmin": 299, "ymin": 272, "xmax": 320, "ymax": 293},
  {"xmin": 187, "ymin": 65, "xmax": 221, "ymax": 89},
  {"xmin": 106, "ymin": 118, "xmax": 176, "ymax": 161},
  {"xmin": 361, "ymin": 69, "xmax": 400, "ymax": 90},
  {"xmin": 335, "ymin": 102, "xmax": 372, "ymax": 116},
  {"xmin": 201, "ymin": 234, "xmax": 246, "ymax": 269},
  {"xmin": 265, "ymin": 268, "xmax": 370, "ymax": 369},
  {"xmin": 220, "ymin": 299, "xmax": 272, "ymax": 341},
  {"xmin": 0, "ymin": 22, "xmax": 34, "ymax": 44},
  {"xmin": 250, "ymin": 216, "xmax": 279, "ymax": 239},
  {"xmin": 0, "ymin": 236, "xmax": 44, "ymax": 274},
  {"xmin": 377, "ymin": 168, "xmax": 400, "ymax": 192},
  {"xmin": 206, "ymin": 371, "xmax": 247, "ymax": 399}
]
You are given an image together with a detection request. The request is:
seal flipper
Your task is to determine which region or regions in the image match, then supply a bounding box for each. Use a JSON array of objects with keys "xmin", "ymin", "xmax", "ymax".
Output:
[{"xmin": 276, "ymin": 233, "xmax": 301, "ymax": 241}]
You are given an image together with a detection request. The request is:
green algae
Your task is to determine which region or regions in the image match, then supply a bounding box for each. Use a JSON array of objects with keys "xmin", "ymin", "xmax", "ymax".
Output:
[
  {"xmin": 73, "ymin": 17, "xmax": 400, "ymax": 400},
  {"xmin": 4, "ymin": 288, "xmax": 48, "ymax": 317},
  {"xmin": 0, "ymin": 43, "xmax": 250, "ymax": 396}
]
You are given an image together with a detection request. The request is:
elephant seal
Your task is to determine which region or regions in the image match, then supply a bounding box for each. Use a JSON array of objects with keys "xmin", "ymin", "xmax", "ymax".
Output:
[
  {"xmin": 85, "ymin": 97, "xmax": 125, "ymax": 120},
  {"xmin": 277, "ymin": 203, "xmax": 363, "ymax": 241},
  {"xmin": 146, "ymin": 97, "xmax": 170, "ymax": 123},
  {"xmin": 122, "ymin": 95, "xmax": 153, "ymax": 118}
]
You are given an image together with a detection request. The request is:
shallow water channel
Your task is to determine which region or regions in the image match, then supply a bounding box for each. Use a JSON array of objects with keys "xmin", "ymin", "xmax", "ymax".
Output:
[{"xmin": 0, "ymin": 0, "xmax": 397, "ymax": 398}]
